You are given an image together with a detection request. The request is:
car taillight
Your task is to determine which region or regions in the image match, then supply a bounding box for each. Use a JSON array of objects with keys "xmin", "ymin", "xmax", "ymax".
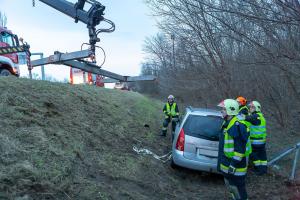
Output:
[{"xmin": 176, "ymin": 128, "xmax": 185, "ymax": 151}]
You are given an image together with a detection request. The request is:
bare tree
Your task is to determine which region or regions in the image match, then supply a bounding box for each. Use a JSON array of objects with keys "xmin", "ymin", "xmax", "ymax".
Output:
[{"xmin": 141, "ymin": 0, "xmax": 300, "ymax": 131}]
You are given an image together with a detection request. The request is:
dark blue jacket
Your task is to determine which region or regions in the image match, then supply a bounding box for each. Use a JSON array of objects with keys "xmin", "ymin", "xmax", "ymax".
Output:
[{"xmin": 245, "ymin": 112, "xmax": 261, "ymax": 125}]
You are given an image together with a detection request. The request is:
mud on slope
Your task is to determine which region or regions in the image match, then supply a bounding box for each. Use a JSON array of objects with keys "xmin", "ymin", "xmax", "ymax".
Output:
[{"xmin": 0, "ymin": 77, "xmax": 298, "ymax": 200}]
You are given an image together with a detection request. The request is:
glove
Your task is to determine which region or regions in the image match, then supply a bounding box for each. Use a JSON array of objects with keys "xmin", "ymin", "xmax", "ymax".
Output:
[
  {"xmin": 237, "ymin": 114, "xmax": 245, "ymax": 120},
  {"xmin": 228, "ymin": 165, "xmax": 236, "ymax": 175}
]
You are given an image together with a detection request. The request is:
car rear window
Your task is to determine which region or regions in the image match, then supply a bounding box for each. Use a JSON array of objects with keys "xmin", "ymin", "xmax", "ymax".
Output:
[{"xmin": 183, "ymin": 114, "xmax": 223, "ymax": 141}]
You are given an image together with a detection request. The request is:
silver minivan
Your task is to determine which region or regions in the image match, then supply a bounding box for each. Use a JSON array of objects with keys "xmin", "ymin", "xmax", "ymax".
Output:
[{"xmin": 171, "ymin": 106, "xmax": 223, "ymax": 173}]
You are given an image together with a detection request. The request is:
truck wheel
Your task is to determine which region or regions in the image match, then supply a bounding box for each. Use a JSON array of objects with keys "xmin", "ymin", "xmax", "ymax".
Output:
[{"xmin": 0, "ymin": 69, "xmax": 12, "ymax": 76}]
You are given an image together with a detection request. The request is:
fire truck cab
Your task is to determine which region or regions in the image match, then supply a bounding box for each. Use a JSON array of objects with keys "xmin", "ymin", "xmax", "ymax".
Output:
[{"xmin": 0, "ymin": 26, "xmax": 21, "ymax": 76}]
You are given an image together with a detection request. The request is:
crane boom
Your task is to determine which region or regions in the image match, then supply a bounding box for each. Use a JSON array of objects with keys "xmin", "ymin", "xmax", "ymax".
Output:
[
  {"xmin": 29, "ymin": 1, "xmax": 156, "ymax": 83},
  {"xmin": 38, "ymin": 0, "xmax": 114, "ymax": 52},
  {"xmin": 38, "ymin": 0, "xmax": 103, "ymax": 25}
]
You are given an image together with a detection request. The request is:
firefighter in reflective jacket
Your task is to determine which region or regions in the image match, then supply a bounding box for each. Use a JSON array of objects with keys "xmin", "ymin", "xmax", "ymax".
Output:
[
  {"xmin": 236, "ymin": 96, "xmax": 249, "ymax": 116},
  {"xmin": 218, "ymin": 99, "xmax": 251, "ymax": 200},
  {"xmin": 245, "ymin": 101, "xmax": 267, "ymax": 175},
  {"xmin": 160, "ymin": 95, "xmax": 179, "ymax": 137}
]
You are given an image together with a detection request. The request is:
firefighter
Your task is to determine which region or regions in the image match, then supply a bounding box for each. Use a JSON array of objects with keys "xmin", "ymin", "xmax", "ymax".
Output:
[
  {"xmin": 218, "ymin": 99, "xmax": 251, "ymax": 200},
  {"xmin": 160, "ymin": 95, "xmax": 179, "ymax": 137},
  {"xmin": 236, "ymin": 96, "xmax": 249, "ymax": 116},
  {"xmin": 245, "ymin": 100, "xmax": 267, "ymax": 175}
]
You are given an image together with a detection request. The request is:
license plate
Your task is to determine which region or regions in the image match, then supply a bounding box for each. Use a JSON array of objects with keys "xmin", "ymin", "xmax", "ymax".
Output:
[{"xmin": 198, "ymin": 148, "xmax": 218, "ymax": 157}]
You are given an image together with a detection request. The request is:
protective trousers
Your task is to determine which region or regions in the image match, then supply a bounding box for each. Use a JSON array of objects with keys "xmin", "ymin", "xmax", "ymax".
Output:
[
  {"xmin": 161, "ymin": 117, "xmax": 177, "ymax": 136},
  {"xmin": 224, "ymin": 175, "xmax": 248, "ymax": 200},
  {"xmin": 250, "ymin": 144, "xmax": 267, "ymax": 175}
]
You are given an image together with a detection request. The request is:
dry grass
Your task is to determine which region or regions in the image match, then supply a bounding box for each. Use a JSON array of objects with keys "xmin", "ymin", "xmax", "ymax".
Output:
[{"xmin": 0, "ymin": 77, "xmax": 298, "ymax": 200}]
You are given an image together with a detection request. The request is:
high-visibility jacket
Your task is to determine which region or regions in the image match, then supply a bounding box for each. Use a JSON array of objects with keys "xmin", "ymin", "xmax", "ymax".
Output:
[
  {"xmin": 237, "ymin": 105, "xmax": 251, "ymax": 129},
  {"xmin": 163, "ymin": 103, "xmax": 179, "ymax": 118},
  {"xmin": 249, "ymin": 112, "xmax": 266, "ymax": 145},
  {"xmin": 219, "ymin": 116, "xmax": 251, "ymax": 176},
  {"xmin": 238, "ymin": 105, "xmax": 249, "ymax": 116}
]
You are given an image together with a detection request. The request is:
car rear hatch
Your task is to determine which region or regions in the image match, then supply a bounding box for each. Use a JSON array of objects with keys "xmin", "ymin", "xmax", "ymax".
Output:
[{"xmin": 183, "ymin": 114, "xmax": 223, "ymax": 162}]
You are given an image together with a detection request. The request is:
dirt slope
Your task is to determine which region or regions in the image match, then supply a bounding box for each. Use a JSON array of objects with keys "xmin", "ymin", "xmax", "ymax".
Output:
[{"xmin": 0, "ymin": 77, "xmax": 298, "ymax": 200}]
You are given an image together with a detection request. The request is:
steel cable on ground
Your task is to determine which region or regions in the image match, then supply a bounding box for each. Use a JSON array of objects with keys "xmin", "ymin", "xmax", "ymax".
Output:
[{"xmin": 133, "ymin": 146, "xmax": 172, "ymax": 163}]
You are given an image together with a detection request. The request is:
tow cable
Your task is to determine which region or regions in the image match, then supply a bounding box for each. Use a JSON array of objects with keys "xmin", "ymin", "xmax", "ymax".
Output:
[{"xmin": 133, "ymin": 146, "xmax": 172, "ymax": 163}]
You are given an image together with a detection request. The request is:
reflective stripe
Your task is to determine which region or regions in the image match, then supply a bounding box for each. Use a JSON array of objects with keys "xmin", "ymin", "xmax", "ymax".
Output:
[
  {"xmin": 251, "ymin": 131, "xmax": 264, "ymax": 135},
  {"xmin": 251, "ymin": 139, "xmax": 266, "ymax": 143},
  {"xmin": 233, "ymin": 156, "xmax": 242, "ymax": 161},
  {"xmin": 251, "ymin": 140, "xmax": 265, "ymax": 145},
  {"xmin": 225, "ymin": 139, "xmax": 234, "ymax": 144},
  {"xmin": 220, "ymin": 164, "xmax": 247, "ymax": 176},
  {"xmin": 253, "ymin": 160, "xmax": 268, "ymax": 166},
  {"xmin": 253, "ymin": 160, "xmax": 261, "ymax": 166},
  {"xmin": 233, "ymin": 152, "xmax": 244, "ymax": 161},
  {"xmin": 234, "ymin": 171, "xmax": 247, "ymax": 176},
  {"xmin": 250, "ymin": 125, "xmax": 266, "ymax": 129},
  {"xmin": 224, "ymin": 148, "xmax": 234, "ymax": 152},
  {"xmin": 260, "ymin": 161, "xmax": 268, "ymax": 166},
  {"xmin": 234, "ymin": 152, "xmax": 244, "ymax": 157}
]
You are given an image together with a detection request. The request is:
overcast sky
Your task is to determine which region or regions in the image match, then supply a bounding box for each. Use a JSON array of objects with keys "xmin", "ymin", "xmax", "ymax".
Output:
[{"xmin": 1, "ymin": 0, "xmax": 158, "ymax": 81}]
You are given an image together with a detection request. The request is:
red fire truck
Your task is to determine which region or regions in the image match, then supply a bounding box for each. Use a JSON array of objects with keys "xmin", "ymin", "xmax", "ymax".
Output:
[
  {"xmin": 70, "ymin": 67, "xmax": 104, "ymax": 87},
  {"xmin": 0, "ymin": 26, "xmax": 22, "ymax": 76}
]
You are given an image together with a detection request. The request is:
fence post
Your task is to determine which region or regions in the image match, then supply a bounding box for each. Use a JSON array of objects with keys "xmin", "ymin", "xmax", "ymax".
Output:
[{"xmin": 290, "ymin": 143, "xmax": 300, "ymax": 181}]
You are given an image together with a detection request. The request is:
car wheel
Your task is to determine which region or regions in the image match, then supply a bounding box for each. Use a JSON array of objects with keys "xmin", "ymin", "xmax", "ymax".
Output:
[{"xmin": 0, "ymin": 69, "xmax": 12, "ymax": 76}]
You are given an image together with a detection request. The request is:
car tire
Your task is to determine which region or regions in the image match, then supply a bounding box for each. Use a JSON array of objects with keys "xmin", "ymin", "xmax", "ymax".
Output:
[{"xmin": 0, "ymin": 69, "xmax": 12, "ymax": 76}]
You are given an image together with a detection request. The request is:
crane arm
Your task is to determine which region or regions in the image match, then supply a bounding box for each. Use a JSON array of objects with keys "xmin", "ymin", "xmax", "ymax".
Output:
[
  {"xmin": 39, "ymin": 0, "xmax": 104, "ymax": 26},
  {"xmin": 38, "ymin": 0, "xmax": 114, "ymax": 52}
]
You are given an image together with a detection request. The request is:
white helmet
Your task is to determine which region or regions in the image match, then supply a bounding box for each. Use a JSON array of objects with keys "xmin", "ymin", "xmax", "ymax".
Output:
[
  {"xmin": 249, "ymin": 101, "xmax": 261, "ymax": 112},
  {"xmin": 168, "ymin": 95, "xmax": 174, "ymax": 100},
  {"xmin": 218, "ymin": 99, "xmax": 239, "ymax": 116}
]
